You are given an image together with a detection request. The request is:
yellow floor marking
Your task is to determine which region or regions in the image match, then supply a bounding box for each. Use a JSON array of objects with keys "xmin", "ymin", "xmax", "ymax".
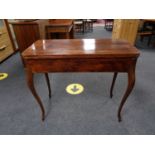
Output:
[
  {"xmin": 66, "ymin": 83, "xmax": 84, "ymax": 95},
  {"xmin": 0, "ymin": 73, "xmax": 8, "ymax": 80}
]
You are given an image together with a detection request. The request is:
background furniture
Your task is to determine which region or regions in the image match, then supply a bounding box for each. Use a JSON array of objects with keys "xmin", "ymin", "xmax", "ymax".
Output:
[
  {"xmin": 138, "ymin": 19, "xmax": 155, "ymax": 46},
  {"xmin": 0, "ymin": 20, "xmax": 14, "ymax": 62},
  {"xmin": 104, "ymin": 19, "xmax": 114, "ymax": 31},
  {"xmin": 74, "ymin": 19, "xmax": 84, "ymax": 33},
  {"xmin": 84, "ymin": 19, "xmax": 93, "ymax": 32},
  {"xmin": 10, "ymin": 19, "xmax": 74, "ymax": 65},
  {"xmin": 9, "ymin": 20, "xmax": 43, "ymax": 65},
  {"xmin": 9, "ymin": 19, "xmax": 50, "ymax": 51},
  {"xmin": 45, "ymin": 19, "xmax": 74, "ymax": 39},
  {"xmin": 22, "ymin": 39, "xmax": 140, "ymax": 122},
  {"xmin": 112, "ymin": 19, "xmax": 140, "ymax": 45},
  {"xmin": 10, "ymin": 21, "xmax": 40, "ymax": 53},
  {"xmin": 74, "ymin": 19, "xmax": 93, "ymax": 33}
]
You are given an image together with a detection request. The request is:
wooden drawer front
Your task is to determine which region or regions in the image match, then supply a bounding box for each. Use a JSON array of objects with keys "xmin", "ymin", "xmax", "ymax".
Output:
[
  {"xmin": 0, "ymin": 44, "xmax": 13, "ymax": 62},
  {"xmin": 0, "ymin": 27, "xmax": 7, "ymax": 34},
  {"xmin": 0, "ymin": 31, "xmax": 7, "ymax": 37},
  {"xmin": 0, "ymin": 33, "xmax": 12, "ymax": 45},
  {"xmin": 0, "ymin": 32, "xmax": 13, "ymax": 62},
  {"xmin": 0, "ymin": 21, "xmax": 14, "ymax": 62}
]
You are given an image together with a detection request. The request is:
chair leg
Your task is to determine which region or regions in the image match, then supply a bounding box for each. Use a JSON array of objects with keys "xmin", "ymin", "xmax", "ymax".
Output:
[
  {"xmin": 91, "ymin": 22, "xmax": 93, "ymax": 32},
  {"xmin": 148, "ymin": 35, "xmax": 152, "ymax": 46},
  {"xmin": 140, "ymin": 35, "xmax": 144, "ymax": 42}
]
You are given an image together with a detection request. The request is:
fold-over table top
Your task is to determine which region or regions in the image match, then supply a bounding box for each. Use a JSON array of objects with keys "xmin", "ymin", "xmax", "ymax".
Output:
[{"xmin": 22, "ymin": 39, "xmax": 140, "ymax": 59}]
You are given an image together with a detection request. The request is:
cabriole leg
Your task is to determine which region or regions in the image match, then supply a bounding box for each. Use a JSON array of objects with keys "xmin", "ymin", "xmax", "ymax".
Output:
[
  {"xmin": 118, "ymin": 68, "xmax": 135, "ymax": 122},
  {"xmin": 26, "ymin": 69, "xmax": 45, "ymax": 121}
]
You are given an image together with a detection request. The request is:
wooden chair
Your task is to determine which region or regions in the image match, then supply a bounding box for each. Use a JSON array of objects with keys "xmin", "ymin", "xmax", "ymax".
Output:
[
  {"xmin": 84, "ymin": 19, "xmax": 93, "ymax": 32},
  {"xmin": 138, "ymin": 20, "xmax": 155, "ymax": 46},
  {"xmin": 104, "ymin": 19, "xmax": 114, "ymax": 31},
  {"xmin": 74, "ymin": 19, "xmax": 84, "ymax": 33}
]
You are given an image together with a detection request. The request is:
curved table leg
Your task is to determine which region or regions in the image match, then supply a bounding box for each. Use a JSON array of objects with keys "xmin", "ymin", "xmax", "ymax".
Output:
[
  {"xmin": 66, "ymin": 32, "xmax": 70, "ymax": 39},
  {"xmin": 110, "ymin": 72, "xmax": 118, "ymax": 98},
  {"xmin": 26, "ymin": 69, "xmax": 45, "ymax": 121},
  {"xmin": 118, "ymin": 68, "xmax": 135, "ymax": 122},
  {"xmin": 44, "ymin": 73, "xmax": 52, "ymax": 98}
]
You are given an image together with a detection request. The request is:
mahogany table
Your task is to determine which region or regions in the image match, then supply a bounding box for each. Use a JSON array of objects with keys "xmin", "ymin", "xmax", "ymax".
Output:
[{"xmin": 22, "ymin": 39, "xmax": 140, "ymax": 122}]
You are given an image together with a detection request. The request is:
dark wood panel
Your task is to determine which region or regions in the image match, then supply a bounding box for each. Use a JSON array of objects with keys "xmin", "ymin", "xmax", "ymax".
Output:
[{"xmin": 12, "ymin": 23, "xmax": 40, "ymax": 53}]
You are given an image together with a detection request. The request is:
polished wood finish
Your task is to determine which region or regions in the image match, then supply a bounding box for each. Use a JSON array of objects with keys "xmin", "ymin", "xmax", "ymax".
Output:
[
  {"xmin": 45, "ymin": 19, "xmax": 74, "ymax": 39},
  {"xmin": 22, "ymin": 39, "xmax": 140, "ymax": 122}
]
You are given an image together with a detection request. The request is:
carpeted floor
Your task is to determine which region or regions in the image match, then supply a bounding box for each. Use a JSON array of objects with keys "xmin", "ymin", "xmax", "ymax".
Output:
[{"xmin": 0, "ymin": 26, "xmax": 155, "ymax": 135}]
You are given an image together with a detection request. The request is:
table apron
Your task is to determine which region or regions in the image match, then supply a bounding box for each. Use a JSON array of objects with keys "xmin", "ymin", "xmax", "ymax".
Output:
[{"xmin": 25, "ymin": 58, "xmax": 137, "ymax": 73}]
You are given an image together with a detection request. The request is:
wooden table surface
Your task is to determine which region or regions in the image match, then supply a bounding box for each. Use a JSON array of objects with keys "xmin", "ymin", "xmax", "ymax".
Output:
[
  {"xmin": 22, "ymin": 39, "xmax": 140, "ymax": 122},
  {"xmin": 23, "ymin": 39, "xmax": 139, "ymax": 58}
]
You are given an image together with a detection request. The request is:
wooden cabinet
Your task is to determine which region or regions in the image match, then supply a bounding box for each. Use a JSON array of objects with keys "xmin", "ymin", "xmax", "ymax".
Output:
[
  {"xmin": 112, "ymin": 19, "xmax": 140, "ymax": 45},
  {"xmin": 10, "ymin": 21, "xmax": 40, "ymax": 53},
  {"xmin": 0, "ymin": 20, "xmax": 14, "ymax": 62},
  {"xmin": 10, "ymin": 20, "xmax": 41, "ymax": 65}
]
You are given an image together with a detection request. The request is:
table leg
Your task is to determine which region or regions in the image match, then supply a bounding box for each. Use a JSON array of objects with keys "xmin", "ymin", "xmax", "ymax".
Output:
[
  {"xmin": 26, "ymin": 69, "xmax": 45, "ymax": 121},
  {"xmin": 110, "ymin": 72, "xmax": 118, "ymax": 98},
  {"xmin": 83, "ymin": 20, "xmax": 85, "ymax": 33},
  {"xmin": 70, "ymin": 27, "xmax": 74, "ymax": 39},
  {"xmin": 66, "ymin": 32, "xmax": 70, "ymax": 39},
  {"xmin": 44, "ymin": 73, "xmax": 51, "ymax": 98},
  {"xmin": 118, "ymin": 68, "xmax": 135, "ymax": 122}
]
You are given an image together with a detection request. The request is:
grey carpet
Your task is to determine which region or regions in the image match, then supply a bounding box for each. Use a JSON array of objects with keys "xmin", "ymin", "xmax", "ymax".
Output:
[{"xmin": 0, "ymin": 26, "xmax": 155, "ymax": 135}]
